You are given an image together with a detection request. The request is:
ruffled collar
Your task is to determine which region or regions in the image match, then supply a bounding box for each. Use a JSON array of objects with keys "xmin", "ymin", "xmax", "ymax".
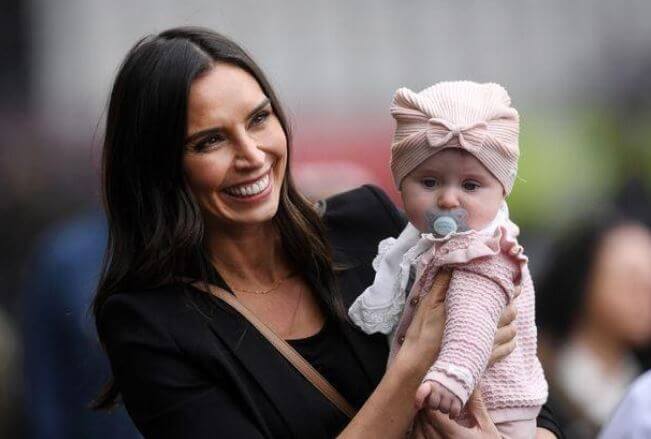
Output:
[
  {"xmin": 348, "ymin": 202, "xmax": 526, "ymax": 335},
  {"xmin": 417, "ymin": 202, "xmax": 527, "ymax": 280}
]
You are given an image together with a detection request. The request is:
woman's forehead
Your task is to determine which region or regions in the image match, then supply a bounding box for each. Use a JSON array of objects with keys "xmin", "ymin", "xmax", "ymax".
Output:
[{"xmin": 187, "ymin": 63, "xmax": 266, "ymax": 129}]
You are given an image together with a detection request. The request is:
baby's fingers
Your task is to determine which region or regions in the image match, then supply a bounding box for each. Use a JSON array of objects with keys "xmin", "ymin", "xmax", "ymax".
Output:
[
  {"xmin": 437, "ymin": 390, "xmax": 453, "ymax": 414},
  {"xmin": 449, "ymin": 397, "xmax": 462, "ymax": 420},
  {"xmin": 415, "ymin": 382, "xmax": 433, "ymax": 410},
  {"xmin": 426, "ymin": 387, "xmax": 442, "ymax": 411}
]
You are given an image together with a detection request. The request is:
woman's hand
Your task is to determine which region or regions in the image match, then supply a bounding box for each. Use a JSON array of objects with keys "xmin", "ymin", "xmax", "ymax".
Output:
[
  {"xmin": 410, "ymin": 390, "xmax": 500, "ymax": 438},
  {"xmin": 488, "ymin": 301, "xmax": 517, "ymax": 366},
  {"xmin": 338, "ymin": 271, "xmax": 450, "ymax": 439},
  {"xmin": 397, "ymin": 270, "xmax": 450, "ymax": 374}
]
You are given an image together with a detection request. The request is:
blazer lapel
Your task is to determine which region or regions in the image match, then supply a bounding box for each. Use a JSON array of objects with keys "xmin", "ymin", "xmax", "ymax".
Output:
[{"xmin": 198, "ymin": 291, "xmax": 339, "ymax": 438}]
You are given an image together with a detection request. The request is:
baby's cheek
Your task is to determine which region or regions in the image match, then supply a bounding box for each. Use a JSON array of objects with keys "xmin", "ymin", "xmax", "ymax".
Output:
[
  {"xmin": 467, "ymin": 199, "xmax": 502, "ymax": 229},
  {"xmin": 407, "ymin": 204, "xmax": 431, "ymax": 232}
]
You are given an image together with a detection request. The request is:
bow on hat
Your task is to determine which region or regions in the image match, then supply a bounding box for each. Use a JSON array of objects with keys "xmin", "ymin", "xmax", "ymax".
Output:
[
  {"xmin": 390, "ymin": 87, "xmax": 491, "ymax": 154},
  {"xmin": 426, "ymin": 118, "xmax": 488, "ymax": 152}
]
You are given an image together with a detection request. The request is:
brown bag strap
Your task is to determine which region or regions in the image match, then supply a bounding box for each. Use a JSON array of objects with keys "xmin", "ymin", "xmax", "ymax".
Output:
[{"xmin": 193, "ymin": 281, "xmax": 357, "ymax": 419}]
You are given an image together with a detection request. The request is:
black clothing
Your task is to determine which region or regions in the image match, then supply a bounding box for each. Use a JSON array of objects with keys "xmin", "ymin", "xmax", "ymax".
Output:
[
  {"xmin": 98, "ymin": 185, "xmax": 563, "ymax": 438},
  {"xmin": 288, "ymin": 317, "xmax": 375, "ymax": 412}
]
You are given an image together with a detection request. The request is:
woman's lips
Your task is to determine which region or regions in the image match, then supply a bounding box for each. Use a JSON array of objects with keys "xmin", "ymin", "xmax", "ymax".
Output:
[{"xmin": 222, "ymin": 170, "xmax": 273, "ymax": 202}]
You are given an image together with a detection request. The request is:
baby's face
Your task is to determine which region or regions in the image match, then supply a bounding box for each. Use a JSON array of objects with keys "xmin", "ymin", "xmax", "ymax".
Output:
[{"xmin": 401, "ymin": 149, "xmax": 505, "ymax": 233}]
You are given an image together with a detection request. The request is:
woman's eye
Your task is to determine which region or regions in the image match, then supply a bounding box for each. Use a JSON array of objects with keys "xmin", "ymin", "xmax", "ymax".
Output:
[
  {"xmin": 251, "ymin": 111, "xmax": 270, "ymax": 126},
  {"xmin": 196, "ymin": 134, "xmax": 224, "ymax": 151},
  {"xmin": 422, "ymin": 178, "xmax": 438, "ymax": 188},
  {"xmin": 463, "ymin": 180, "xmax": 480, "ymax": 191}
]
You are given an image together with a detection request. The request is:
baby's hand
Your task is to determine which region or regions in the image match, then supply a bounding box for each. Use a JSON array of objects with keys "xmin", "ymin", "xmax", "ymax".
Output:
[{"xmin": 415, "ymin": 381, "xmax": 463, "ymax": 419}]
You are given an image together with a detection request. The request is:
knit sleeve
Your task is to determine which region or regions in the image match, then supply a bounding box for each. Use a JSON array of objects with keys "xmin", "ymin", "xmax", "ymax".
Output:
[{"xmin": 422, "ymin": 269, "xmax": 509, "ymax": 404}]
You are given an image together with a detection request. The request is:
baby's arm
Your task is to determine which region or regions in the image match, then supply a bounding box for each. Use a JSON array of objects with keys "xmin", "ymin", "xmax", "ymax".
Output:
[{"xmin": 421, "ymin": 268, "xmax": 510, "ymax": 408}]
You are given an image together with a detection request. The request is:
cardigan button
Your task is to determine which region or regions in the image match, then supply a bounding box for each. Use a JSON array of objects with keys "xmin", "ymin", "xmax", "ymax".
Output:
[
  {"xmin": 410, "ymin": 296, "xmax": 420, "ymax": 306},
  {"xmin": 398, "ymin": 335, "xmax": 406, "ymax": 344}
]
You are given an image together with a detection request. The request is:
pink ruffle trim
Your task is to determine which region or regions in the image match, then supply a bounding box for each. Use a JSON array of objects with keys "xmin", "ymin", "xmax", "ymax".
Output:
[{"xmin": 419, "ymin": 221, "xmax": 528, "ymax": 296}]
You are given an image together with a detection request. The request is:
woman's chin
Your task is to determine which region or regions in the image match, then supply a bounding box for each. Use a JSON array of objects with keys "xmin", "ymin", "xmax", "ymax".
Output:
[{"xmin": 215, "ymin": 192, "xmax": 281, "ymax": 227}]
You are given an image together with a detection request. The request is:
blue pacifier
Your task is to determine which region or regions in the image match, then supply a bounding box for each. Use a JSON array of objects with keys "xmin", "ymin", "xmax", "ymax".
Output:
[
  {"xmin": 432, "ymin": 216, "xmax": 458, "ymax": 236},
  {"xmin": 425, "ymin": 208, "xmax": 470, "ymax": 238}
]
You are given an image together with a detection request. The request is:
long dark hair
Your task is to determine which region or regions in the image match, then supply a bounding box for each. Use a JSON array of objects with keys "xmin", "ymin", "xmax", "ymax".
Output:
[
  {"xmin": 536, "ymin": 211, "xmax": 637, "ymax": 339},
  {"xmin": 92, "ymin": 26, "xmax": 343, "ymax": 409}
]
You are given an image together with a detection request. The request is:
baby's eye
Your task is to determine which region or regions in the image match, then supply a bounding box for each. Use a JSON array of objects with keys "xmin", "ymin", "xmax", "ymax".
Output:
[
  {"xmin": 422, "ymin": 178, "xmax": 438, "ymax": 188},
  {"xmin": 462, "ymin": 180, "xmax": 480, "ymax": 191}
]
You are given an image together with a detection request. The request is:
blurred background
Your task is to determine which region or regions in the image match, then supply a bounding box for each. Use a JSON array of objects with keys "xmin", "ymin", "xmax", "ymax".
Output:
[{"xmin": 2, "ymin": 0, "xmax": 651, "ymax": 437}]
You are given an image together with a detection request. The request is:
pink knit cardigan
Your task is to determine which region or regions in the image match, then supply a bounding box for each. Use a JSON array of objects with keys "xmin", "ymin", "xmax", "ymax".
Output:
[{"xmin": 387, "ymin": 226, "xmax": 548, "ymax": 423}]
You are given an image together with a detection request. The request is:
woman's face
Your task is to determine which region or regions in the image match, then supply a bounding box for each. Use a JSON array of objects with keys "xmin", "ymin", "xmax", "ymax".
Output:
[
  {"xmin": 585, "ymin": 224, "xmax": 651, "ymax": 346},
  {"xmin": 183, "ymin": 63, "xmax": 287, "ymax": 230},
  {"xmin": 400, "ymin": 149, "xmax": 505, "ymax": 233}
]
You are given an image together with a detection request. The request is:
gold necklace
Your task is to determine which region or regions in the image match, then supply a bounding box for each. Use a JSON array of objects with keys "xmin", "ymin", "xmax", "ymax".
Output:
[{"xmin": 227, "ymin": 271, "xmax": 296, "ymax": 295}]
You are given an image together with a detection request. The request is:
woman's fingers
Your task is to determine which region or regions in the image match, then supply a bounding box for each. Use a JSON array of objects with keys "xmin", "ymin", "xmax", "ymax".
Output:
[
  {"xmin": 494, "ymin": 321, "xmax": 516, "ymax": 345},
  {"xmin": 465, "ymin": 390, "xmax": 500, "ymax": 435},
  {"xmin": 417, "ymin": 412, "xmax": 444, "ymax": 439},
  {"xmin": 488, "ymin": 338, "xmax": 516, "ymax": 367},
  {"xmin": 497, "ymin": 302, "xmax": 517, "ymax": 328},
  {"xmin": 423, "ymin": 269, "xmax": 452, "ymax": 304},
  {"xmin": 422, "ymin": 408, "xmax": 460, "ymax": 437},
  {"xmin": 403, "ymin": 270, "xmax": 451, "ymax": 360},
  {"xmin": 410, "ymin": 416, "xmax": 425, "ymax": 439},
  {"xmin": 490, "ymin": 304, "xmax": 518, "ymax": 367},
  {"xmin": 412, "ymin": 270, "xmax": 451, "ymax": 328}
]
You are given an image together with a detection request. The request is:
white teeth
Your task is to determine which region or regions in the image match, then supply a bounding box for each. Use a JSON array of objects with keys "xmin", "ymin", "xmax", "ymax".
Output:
[{"xmin": 225, "ymin": 173, "xmax": 270, "ymax": 197}]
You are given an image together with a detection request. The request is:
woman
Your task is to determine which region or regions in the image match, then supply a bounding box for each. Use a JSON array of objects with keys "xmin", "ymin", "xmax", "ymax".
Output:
[
  {"xmin": 537, "ymin": 213, "xmax": 651, "ymax": 438},
  {"xmin": 93, "ymin": 26, "xmax": 562, "ymax": 438}
]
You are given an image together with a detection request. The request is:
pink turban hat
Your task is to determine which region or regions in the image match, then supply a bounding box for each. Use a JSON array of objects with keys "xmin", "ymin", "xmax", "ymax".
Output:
[{"xmin": 390, "ymin": 81, "xmax": 520, "ymax": 194}]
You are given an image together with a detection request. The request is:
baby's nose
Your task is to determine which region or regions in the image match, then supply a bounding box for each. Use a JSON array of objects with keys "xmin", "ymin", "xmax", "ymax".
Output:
[{"xmin": 437, "ymin": 188, "xmax": 460, "ymax": 209}]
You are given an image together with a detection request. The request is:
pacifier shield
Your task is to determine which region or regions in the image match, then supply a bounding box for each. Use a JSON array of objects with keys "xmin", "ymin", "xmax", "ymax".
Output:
[
  {"xmin": 432, "ymin": 216, "xmax": 458, "ymax": 236},
  {"xmin": 424, "ymin": 208, "xmax": 469, "ymax": 237}
]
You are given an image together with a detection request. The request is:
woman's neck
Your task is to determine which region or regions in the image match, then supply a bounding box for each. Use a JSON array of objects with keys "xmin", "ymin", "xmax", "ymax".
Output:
[
  {"xmin": 571, "ymin": 320, "xmax": 628, "ymax": 375},
  {"xmin": 204, "ymin": 220, "xmax": 290, "ymax": 284}
]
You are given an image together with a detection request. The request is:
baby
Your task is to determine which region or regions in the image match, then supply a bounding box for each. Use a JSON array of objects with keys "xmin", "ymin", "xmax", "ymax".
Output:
[{"xmin": 349, "ymin": 82, "xmax": 548, "ymax": 438}]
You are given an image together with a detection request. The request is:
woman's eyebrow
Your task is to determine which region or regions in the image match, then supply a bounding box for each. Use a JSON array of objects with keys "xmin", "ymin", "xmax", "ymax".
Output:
[
  {"xmin": 247, "ymin": 97, "xmax": 270, "ymax": 119},
  {"xmin": 184, "ymin": 98, "xmax": 271, "ymax": 145},
  {"xmin": 184, "ymin": 126, "xmax": 223, "ymax": 146}
]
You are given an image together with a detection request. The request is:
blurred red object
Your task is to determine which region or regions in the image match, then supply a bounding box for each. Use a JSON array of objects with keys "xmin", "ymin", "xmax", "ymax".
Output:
[{"xmin": 292, "ymin": 119, "xmax": 402, "ymax": 206}]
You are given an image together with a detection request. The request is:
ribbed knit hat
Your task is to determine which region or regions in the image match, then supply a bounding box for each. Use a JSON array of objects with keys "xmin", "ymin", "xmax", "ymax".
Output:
[{"xmin": 390, "ymin": 81, "xmax": 520, "ymax": 194}]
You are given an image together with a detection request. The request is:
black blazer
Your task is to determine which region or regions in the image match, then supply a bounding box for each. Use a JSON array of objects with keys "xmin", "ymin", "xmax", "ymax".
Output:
[{"xmin": 98, "ymin": 185, "xmax": 562, "ymax": 438}]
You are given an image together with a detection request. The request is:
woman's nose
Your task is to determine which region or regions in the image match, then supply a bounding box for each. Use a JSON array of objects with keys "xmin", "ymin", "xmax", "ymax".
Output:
[
  {"xmin": 437, "ymin": 187, "xmax": 460, "ymax": 209},
  {"xmin": 234, "ymin": 134, "xmax": 266, "ymax": 169}
]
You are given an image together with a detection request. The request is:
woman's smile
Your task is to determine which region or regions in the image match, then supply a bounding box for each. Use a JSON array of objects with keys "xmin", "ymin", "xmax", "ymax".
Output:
[{"xmin": 222, "ymin": 168, "xmax": 273, "ymax": 201}]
